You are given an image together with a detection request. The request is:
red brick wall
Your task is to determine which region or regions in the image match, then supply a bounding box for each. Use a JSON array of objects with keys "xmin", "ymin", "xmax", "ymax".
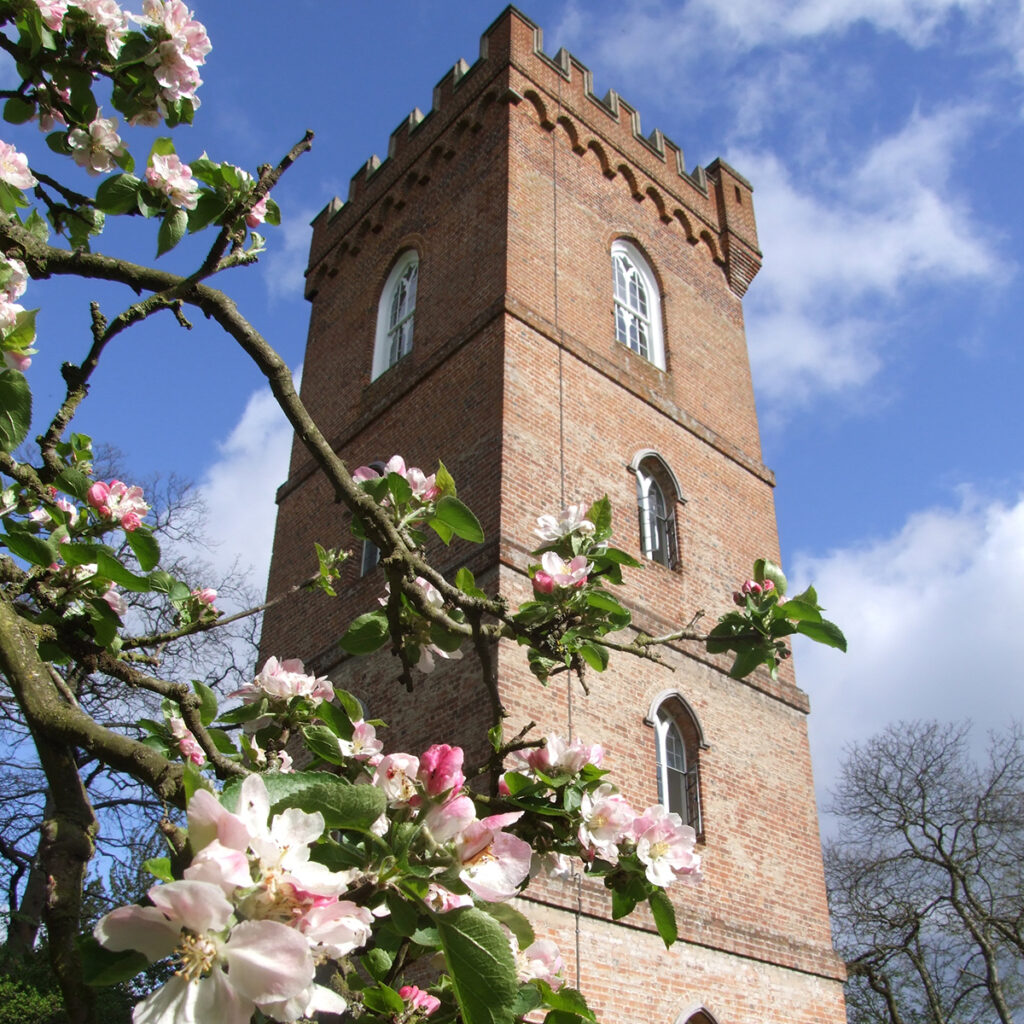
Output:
[{"xmin": 259, "ymin": 8, "xmax": 845, "ymax": 1022}]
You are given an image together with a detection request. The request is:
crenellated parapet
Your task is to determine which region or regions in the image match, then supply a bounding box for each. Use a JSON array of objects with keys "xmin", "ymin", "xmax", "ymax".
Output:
[{"xmin": 307, "ymin": 6, "xmax": 761, "ymax": 298}]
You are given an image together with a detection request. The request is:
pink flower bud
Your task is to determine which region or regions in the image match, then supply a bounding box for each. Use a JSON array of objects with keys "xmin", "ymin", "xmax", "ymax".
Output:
[
  {"xmin": 419, "ymin": 744, "xmax": 465, "ymax": 797},
  {"xmin": 399, "ymin": 985, "xmax": 441, "ymax": 1017},
  {"xmin": 740, "ymin": 579, "xmax": 762, "ymax": 596},
  {"xmin": 761, "ymin": 578, "xmax": 775, "ymax": 593},
  {"xmin": 192, "ymin": 587, "xmax": 217, "ymax": 606},
  {"xmin": 733, "ymin": 591, "xmax": 745, "ymax": 606},
  {"xmin": 533, "ymin": 571, "xmax": 555, "ymax": 595},
  {"xmin": 87, "ymin": 481, "xmax": 110, "ymax": 513},
  {"xmin": 119, "ymin": 511, "xmax": 141, "ymax": 532}
]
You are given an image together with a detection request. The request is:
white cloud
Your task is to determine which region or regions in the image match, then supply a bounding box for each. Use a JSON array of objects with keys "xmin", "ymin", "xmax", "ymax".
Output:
[
  {"xmin": 792, "ymin": 490, "xmax": 1024, "ymax": 813},
  {"xmin": 196, "ymin": 376, "xmax": 297, "ymax": 598},
  {"xmin": 739, "ymin": 105, "xmax": 1002, "ymax": 405},
  {"xmin": 262, "ymin": 207, "xmax": 315, "ymax": 303},
  {"xmin": 556, "ymin": 0, "xmax": 1016, "ymax": 86}
]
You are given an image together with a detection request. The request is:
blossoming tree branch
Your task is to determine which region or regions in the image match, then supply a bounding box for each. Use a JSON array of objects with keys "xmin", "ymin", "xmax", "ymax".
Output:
[{"xmin": 0, "ymin": 3, "xmax": 846, "ymax": 1024}]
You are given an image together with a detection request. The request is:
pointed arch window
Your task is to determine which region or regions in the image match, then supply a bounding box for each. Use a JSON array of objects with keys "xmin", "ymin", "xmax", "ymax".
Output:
[
  {"xmin": 633, "ymin": 453, "xmax": 681, "ymax": 569},
  {"xmin": 611, "ymin": 239, "xmax": 664, "ymax": 369},
  {"xmin": 372, "ymin": 250, "xmax": 419, "ymax": 380},
  {"xmin": 648, "ymin": 693, "xmax": 705, "ymax": 835}
]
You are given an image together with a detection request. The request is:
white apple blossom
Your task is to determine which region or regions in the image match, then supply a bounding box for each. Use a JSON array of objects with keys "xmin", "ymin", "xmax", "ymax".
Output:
[
  {"xmin": 633, "ymin": 804, "xmax": 702, "ymax": 887},
  {"xmin": 578, "ymin": 783, "xmax": 635, "ymax": 861},
  {"xmin": 94, "ymin": 879, "xmax": 321, "ymax": 1024},
  {"xmin": 534, "ymin": 502, "xmax": 595, "ymax": 542},
  {"xmin": 146, "ymin": 152, "xmax": 200, "ymax": 209},
  {"xmin": 0, "ymin": 141, "xmax": 37, "ymax": 190}
]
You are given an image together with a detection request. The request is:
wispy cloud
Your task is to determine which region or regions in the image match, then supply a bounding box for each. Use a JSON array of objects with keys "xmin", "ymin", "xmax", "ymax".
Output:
[
  {"xmin": 792, "ymin": 489, "xmax": 1024, "ymax": 808},
  {"xmin": 556, "ymin": 0, "xmax": 1017, "ymax": 87},
  {"xmin": 261, "ymin": 206, "xmax": 316, "ymax": 303},
  {"xmin": 737, "ymin": 105, "xmax": 1002, "ymax": 407},
  {"xmin": 197, "ymin": 374, "xmax": 298, "ymax": 597}
]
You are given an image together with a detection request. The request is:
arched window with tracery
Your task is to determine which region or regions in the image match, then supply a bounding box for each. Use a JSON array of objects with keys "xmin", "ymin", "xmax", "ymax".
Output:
[
  {"xmin": 372, "ymin": 250, "xmax": 419, "ymax": 380},
  {"xmin": 647, "ymin": 692, "xmax": 705, "ymax": 835},
  {"xmin": 632, "ymin": 452, "xmax": 681, "ymax": 569},
  {"xmin": 611, "ymin": 238, "xmax": 664, "ymax": 369}
]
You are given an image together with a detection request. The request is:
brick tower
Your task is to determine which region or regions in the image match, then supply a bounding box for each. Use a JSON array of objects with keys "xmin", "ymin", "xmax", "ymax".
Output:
[{"xmin": 260, "ymin": 8, "xmax": 847, "ymax": 1022}]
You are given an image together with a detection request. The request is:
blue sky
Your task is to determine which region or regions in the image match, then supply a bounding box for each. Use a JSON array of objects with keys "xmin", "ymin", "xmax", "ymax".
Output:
[{"xmin": 12, "ymin": 0, "xmax": 1024, "ymax": 808}]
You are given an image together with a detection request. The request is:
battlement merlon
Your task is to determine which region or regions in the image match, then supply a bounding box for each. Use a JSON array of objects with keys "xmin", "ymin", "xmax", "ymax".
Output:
[{"xmin": 306, "ymin": 6, "xmax": 761, "ymax": 296}]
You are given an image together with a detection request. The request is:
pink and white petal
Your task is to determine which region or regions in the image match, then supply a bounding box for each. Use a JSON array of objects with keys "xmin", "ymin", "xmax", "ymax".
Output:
[
  {"xmin": 133, "ymin": 972, "xmax": 253, "ymax": 1024},
  {"xmin": 258, "ymin": 982, "xmax": 347, "ymax": 1022},
  {"xmin": 149, "ymin": 880, "xmax": 233, "ymax": 935},
  {"xmin": 94, "ymin": 904, "xmax": 179, "ymax": 962},
  {"xmin": 223, "ymin": 920, "xmax": 314, "ymax": 1004},
  {"xmin": 186, "ymin": 790, "xmax": 251, "ymax": 852},
  {"xmin": 270, "ymin": 807, "xmax": 324, "ymax": 850},
  {"xmin": 236, "ymin": 774, "xmax": 271, "ymax": 838},
  {"xmin": 184, "ymin": 841, "xmax": 254, "ymax": 893}
]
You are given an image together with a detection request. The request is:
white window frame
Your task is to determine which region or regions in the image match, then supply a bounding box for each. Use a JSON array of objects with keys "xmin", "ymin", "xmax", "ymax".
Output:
[
  {"xmin": 611, "ymin": 239, "xmax": 664, "ymax": 370},
  {"xmin": 632, "ymin": 452, "xmax": 682, "ymax": 569},
  {"xmin": 647, "ymin": 692, "xmax": 705, "ymax": 834},
  {"xmin": 371, "ymin": 250, "xmax": 419, "ymax": 380}
]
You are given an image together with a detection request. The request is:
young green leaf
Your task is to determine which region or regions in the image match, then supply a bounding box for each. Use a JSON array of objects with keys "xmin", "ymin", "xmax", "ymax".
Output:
[
  {"xmin": 0, "ymin": 368, "xmax": 31, "ymax": 452},
  {"xmin": 338, "ymin": 609, "xmax": 389, "ymax": 654},
  {"xmin": 435, "ymin": 907, "xmax": 518, "ymax": 1024},
  {"xmin": 434, "ymin": 496, "xmax": 484, "ymax": 543}
]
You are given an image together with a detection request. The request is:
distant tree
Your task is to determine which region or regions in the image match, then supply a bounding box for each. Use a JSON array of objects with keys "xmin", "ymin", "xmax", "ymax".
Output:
[{"xmin": 825, "ymin": 720, "xmax": 1024, "ymax": 1024}]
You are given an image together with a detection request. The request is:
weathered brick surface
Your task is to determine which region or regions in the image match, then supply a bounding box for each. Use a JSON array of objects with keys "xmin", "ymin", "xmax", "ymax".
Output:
[{"xmin": 260, "ymin": 8, "xmax": 845, "ymax": 1022}]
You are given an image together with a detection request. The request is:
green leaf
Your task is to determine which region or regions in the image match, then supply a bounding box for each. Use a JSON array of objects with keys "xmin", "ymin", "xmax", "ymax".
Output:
[
  {"xmin": 586, "ymin": 495, "xmax": 612, "ymax": 538},
  {"xmin": 754, "ymin": 557, "xmax": 787, "ymax": 597},
  {"xmin": 511, "ymin": 986, "xmax": 544, "ymax": 1018},
  {"xmin": 23, "ymin": 208, "xmax": 50, "ymax": 243},
  {"xmin": 96, "ymin": 550, "xmax": 151, "ymax": 592},
  {"xmin": 156, "ymin": 207, "xmax": 188, "ymax": 256},
  {"xmin": 143, "ymin": 857, "xmax": 174, "ymax": 882},
  {"xmin": 796, "ymin": 618, "xmax": 847, "ymax": 652},
  {"xmin": 540, "ymin": 986, "xmax": 596, "ymax": 1020},
  {"xmin": 147, "ymin": 570, "xmax": 191, "ymax": 603},
  {"xmin": 181, "ymin": 761, "xmax": 209, "ymax": 803},
  {"xmin": 428, "ymin": 517, "xmax": 454, "ymax": 545},
  {"xmin": 126, "ymin": 528, "xmax": 160, "ymax": 571},
  {"xmin": 217, "ymin": 699, "xmax": 268, "ymax": 725},
  {"xmin": 187, "ymin": 189, "xmax": 227, "ymax": 233},
  {"xmin": 94, "ymin": 173, "xmax": 141, "ymax": 215},
  {"xmin": 149, "ymin": 136, "xmax": 176, "ymax": 159},
  {"xmin": 434, "ymin": 495, "xmax": 484, "ymax": 543},
  {"xmin": 455, "ymin": 565, "xmax": 487, "ymax": 599},
  {"xmin": 386, "ymin": 890, "xmax": 421, "ymax": 937},
  {"xmin": 434, "ymin": 460, "xmax": 457, "ymax": 498},
  {"xmin": 301, "ymin": 724, "xmax": 346, "ymax": 766},
  {"xmin": 600, "ymin": 546, "xmax": 642, "ymax": 567},
  {"xmin": 0, "ymin": 179, "xmax": 27, "ymax": 213},
  {"xmin": 362, "ymin": 983, "xmax": 405, "ymax": 1015},
  {"xmin": 578, "ymin": 641, "xmax": 609, "ymax": 672},
  {"xmin": 338, "ymin": 608, "xmax": 389, "ymax": 654},
  {"xmin": 221, "ymin": 770, "xmax": 386, "ymax": 831},
  {"xmin": 332, "ymin": 686, "xmax": 364, "ymax": 723},
  {"xmin": 360, "ymin": 948, "xmax": 394, "ymax": 983},
  {"xmin": 0, "ymin": 369, "xmax": 31, "ymax": 452},
  {"xmin": 778, "ymin": 598, "xmax": 822, "ymax": 623},
  {"xmin": 728, "ymin": 644, "xmax": 768, "ymax": 679},
  {"xmin": 4, "ymin": 96, "xmax": 35, "ymax": 124},
  {"xmin": 55, "ymin": 467, "xmax": 91, "ymax": 501},
  {"xmin": 479, "ymin": 902, "xmax": 535, "ymax": 950},
  {"xmin": 5, "ymin": 308, "xmax": 37, "ymax": 351},
  {"xmin": 192, "ymin": 680, "xmax": 218, "ymax": 726},
  {"xmin": 545, "ymin": 1012, "xmax": 593, "ymax": 1024},
  {"xmin": 435, "ymin": 907, "xmax": 518, "ymax": 1024},
  {"xmin": 78, "ymin": 935, "xmax": 149, "ymax": 987},
  {"xmin": 3, "ymin": 529, "xmax": 56, "ymax": 567},
  {"xmin": 649, "ymin": 889, "xmax": 678, "ymax": 948}
]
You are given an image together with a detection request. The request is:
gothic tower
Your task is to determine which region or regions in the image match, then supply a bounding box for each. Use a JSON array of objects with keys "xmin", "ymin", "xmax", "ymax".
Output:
[{"xmin": 260, "ymin": 8, "xmax": 847, "ymax": 1022}]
